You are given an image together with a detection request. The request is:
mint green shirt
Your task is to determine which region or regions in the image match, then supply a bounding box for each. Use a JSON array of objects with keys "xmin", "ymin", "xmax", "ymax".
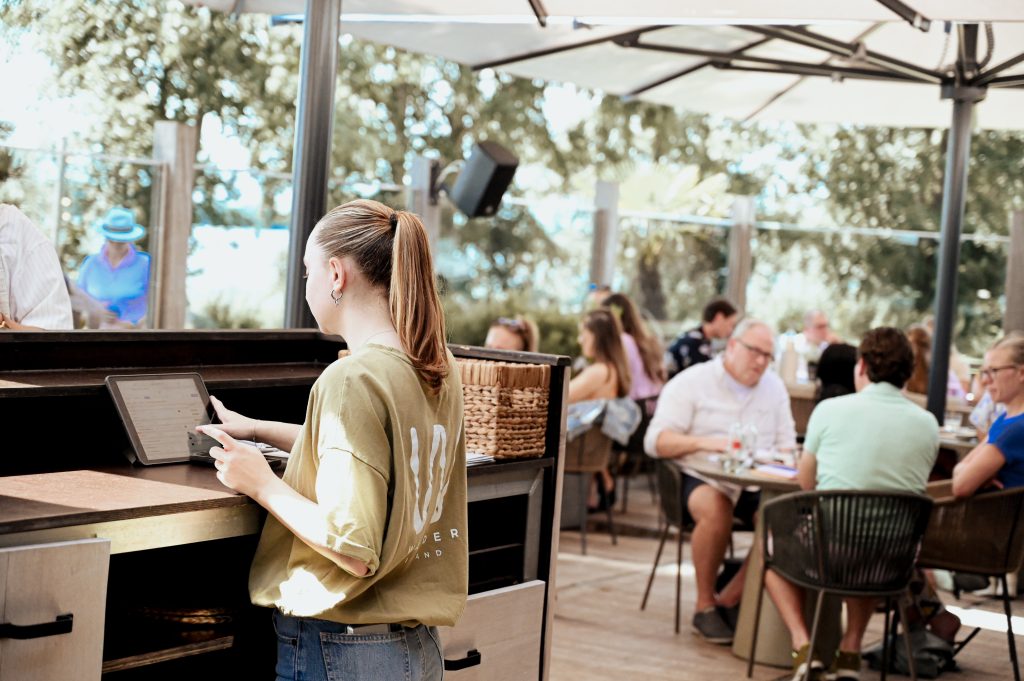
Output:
[{"xmin": 805, "ymin": 382, "xmax": 939, "ymax": 493}]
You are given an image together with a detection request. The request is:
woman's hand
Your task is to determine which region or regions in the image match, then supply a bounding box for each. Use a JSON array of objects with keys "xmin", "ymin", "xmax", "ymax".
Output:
[
  {"xmin": 209, "ymin": 395, "xmax": 258, "ymax": 440},
  {"xmin": 197, "ymin": 425, "xmax": 277, "ymax": 499}
]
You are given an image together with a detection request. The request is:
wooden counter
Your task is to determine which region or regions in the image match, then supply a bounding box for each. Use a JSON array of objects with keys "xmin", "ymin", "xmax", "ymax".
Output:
[{"xmin": 0, "ymin": 331, "xmax": 569, "ymax": 681}]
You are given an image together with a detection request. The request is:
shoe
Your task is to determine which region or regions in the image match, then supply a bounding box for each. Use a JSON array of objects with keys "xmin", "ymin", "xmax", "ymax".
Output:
[
  {"xmin": 826, "ymin": 650, "xmax": 861, "ymax": 680},
  {"xmin": 717, "ymin": 603, "xmax": 740, "ymax": 631},
  {"xmin": 791, "ymin": 643, "xmax": 826, "ymax": 681},
  {"xmin": 691, "ymin": 607, "xmax": 733, "ymax": 645}
]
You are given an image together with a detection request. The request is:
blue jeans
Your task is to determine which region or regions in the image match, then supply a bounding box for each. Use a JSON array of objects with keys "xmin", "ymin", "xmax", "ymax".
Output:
[{"xmin": 272, "ymin": 610, "xmax": 444, "ymax": 681}]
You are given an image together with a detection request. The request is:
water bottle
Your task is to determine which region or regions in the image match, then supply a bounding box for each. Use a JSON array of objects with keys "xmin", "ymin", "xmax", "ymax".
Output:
[
  {"xmin": 727, "ymin": 423, "xmax": 744, "ymax": 472},
  {"xmin": 742, "ymin": 423, "xmax": 759, "ymax": 469}
]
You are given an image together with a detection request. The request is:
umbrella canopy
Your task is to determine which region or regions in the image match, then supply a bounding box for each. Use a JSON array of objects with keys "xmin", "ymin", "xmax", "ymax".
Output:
[
  {"xmin": 192, "ymin": 1, "xmax": 1024, "ymax": 129},
  {"xmin": 184, "ymin": 0, "xmax": 1024, "ymax": 419}
]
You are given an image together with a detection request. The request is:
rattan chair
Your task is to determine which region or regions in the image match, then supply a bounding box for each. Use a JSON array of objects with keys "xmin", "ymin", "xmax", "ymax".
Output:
[
  {"xmin": 564, "ymin": 424, "xmax": 617, "ymax": 555},
  {"xmin": 916, "ymin": 486, "xmax": 1024, "ymax": 681},
  {"xmin": 614, "ymin": 396, "xmax": 659, "ymax": 513},
  {"xmin": 746, "ymin": 490, "xmax": 934, "ymax": 681},
  {"xmin": 639, "ymin": 459, "xmax": 692, "ymax": 634}
]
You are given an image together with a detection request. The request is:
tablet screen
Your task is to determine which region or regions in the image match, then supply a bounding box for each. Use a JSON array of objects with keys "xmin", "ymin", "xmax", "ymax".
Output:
[{"xmin": 106, "ymin": 374, "xmax": 214, "ymax": 464}]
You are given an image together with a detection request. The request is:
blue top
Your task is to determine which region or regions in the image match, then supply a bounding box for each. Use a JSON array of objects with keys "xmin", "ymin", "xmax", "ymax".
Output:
[
  {"xmin": 77, "ymin": 244, "xmax": 151, "ymax": 324},
  {"xmin": 989, "ymin": 411, "xmax": 1024, "ymax": 489}
]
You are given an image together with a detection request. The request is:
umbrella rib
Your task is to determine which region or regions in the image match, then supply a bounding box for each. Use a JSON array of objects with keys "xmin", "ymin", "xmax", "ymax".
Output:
[
  {"xmin": 526, "ymin": 0, "xmax": 548, "ymax": 28},
  {"xmin": 874, "ymin": 0, "xmax": 931, "ymax": 32},
  {"xmin": 984, "ymin": 74, "xmax": 1024, "ymax": 88},
  {"xmin": 741, "ymin": 25, "xmax": 943, "ymax": 83},
  {"xmin": 741, "ymin": 23, "xmax": 885, "ymax": 123},
  {"xmin": 471, "ymin": 26, "xmax": 666, "ymax": 71},
  {"xmin": 625, "ymin": 41, "xmax": 918, "ymax": 82},
  {"xmin": 624, "ymin": 37, "xmax": 774, "ymax": 97},
  {"xmin": 975, "ymin": 50, "xmax": 1024, "ymax": 85}
]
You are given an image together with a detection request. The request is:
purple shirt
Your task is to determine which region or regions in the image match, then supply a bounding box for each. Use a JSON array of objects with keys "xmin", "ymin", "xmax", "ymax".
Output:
[
  {"xmin": 621, "ymin": 333, "xmax": 663, "ymax": 400},
  {"xmin": 77, "ymin": 244, "xmax": 150, "ymax": 324}
]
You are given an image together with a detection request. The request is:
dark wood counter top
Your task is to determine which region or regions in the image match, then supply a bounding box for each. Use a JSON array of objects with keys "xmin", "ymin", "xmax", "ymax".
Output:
[{"xmin": 0, "ymin": 457, "xmax": 554, "ymax": 535}]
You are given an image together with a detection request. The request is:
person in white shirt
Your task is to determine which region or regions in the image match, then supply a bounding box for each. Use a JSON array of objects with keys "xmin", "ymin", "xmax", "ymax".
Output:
[
  {"xmin": 0, "ymin": 204, "xmax": 72, "ymax": 330},
  {"xmin": 645, "ymin": 318, "xmax": 796, "ymax": 644}
]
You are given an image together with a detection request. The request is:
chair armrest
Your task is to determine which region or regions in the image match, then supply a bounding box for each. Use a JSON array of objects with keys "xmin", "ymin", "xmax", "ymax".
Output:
[{"xmin": 926, "ymin": 480, "xmax": 954, "ymax": 501}]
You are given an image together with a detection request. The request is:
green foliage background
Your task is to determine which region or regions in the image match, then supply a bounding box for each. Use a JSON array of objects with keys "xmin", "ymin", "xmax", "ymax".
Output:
[{"xmin": 0, "ymin": 0, "xmax": 1020, "ymax": 355}]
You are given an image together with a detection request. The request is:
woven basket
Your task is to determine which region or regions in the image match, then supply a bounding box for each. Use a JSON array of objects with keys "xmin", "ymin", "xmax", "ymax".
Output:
[{"xmin": 458, "ymin": 359, "xmax": 550, "ymax": 459}]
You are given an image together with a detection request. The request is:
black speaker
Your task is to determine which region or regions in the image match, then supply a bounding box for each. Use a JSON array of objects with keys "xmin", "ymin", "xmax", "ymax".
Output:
[{"xmin": 447, "ymin": 141, "xmax": 518, "ymax": 218}]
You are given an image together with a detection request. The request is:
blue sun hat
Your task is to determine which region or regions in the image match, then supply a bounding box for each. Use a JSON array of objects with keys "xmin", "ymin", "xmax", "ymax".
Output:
[{"xmin": 96, "ymin": 207, "xmax": 146, "ymax": 242}]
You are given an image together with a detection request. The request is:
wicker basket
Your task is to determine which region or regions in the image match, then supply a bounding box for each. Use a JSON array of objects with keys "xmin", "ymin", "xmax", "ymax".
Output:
[{"xmin": 458, "ymin": 359, "xmax": 550, "ymax": 459}]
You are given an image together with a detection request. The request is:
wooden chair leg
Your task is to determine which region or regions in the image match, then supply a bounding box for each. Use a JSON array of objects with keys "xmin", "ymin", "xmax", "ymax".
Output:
[
  {"xmin": 641, "ymin": 524, "xmax": 671, "ymax": 611},
  {"xmin": 1002, "ymin": 575, "xmax": 1021, "ymax": 681},
  {"xmin": 803, "ymin": 590, "xmax": 825, "ymax": 681},
  {"xmin": 675, "ymin": 526, "xmax": 683, "ymax": 635},
  {"xmin": 746, "ymin": 563, "xmax": 768, "ymax": 678},
  {"xmin": 896, "ymin": 597, "xmax": 918, "ymax": 681}
]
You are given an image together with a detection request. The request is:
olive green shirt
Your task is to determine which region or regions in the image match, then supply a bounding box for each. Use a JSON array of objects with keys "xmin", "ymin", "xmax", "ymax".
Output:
[{"xmin": 249, "ymin": 344, "xmax": 468, "ymax": 627}]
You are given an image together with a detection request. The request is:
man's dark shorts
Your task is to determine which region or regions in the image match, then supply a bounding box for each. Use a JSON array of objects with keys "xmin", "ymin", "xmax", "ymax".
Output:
[{"xmin": 681, "ymin": 474, "xmax": 760, "ymax": 527}]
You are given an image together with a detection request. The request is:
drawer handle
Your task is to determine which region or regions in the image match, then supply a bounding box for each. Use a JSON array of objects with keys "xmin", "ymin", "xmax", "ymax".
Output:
[
  {"xmin": 0, "ymin": 613, "xmax": 74, "ymax": 640},
  {"xmin": 444, "ymin": 648, "xmax": 482, "ymax": 671}
]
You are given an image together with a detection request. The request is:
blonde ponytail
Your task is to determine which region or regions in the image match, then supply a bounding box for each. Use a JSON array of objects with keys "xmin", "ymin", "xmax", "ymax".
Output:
[
  {"xmin": 390, "ymin": 211, "xmax": 448, "ymax": 393},
  {"xmin": 314, "ymin": 199, "xmax": 449, "ymax": 393}
]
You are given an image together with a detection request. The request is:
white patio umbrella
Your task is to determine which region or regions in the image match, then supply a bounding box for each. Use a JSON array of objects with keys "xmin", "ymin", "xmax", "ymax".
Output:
[{"xmin": 185, "ymin": 0, "xmax": 1024, "ymax": 418}]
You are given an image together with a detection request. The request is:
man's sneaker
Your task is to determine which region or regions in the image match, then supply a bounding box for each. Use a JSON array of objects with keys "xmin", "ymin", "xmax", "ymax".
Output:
[
  {"xmin": 691, "ymin": 606, "xmax": 733, "ymax": 644},
  {"xmin": 791, "ymin": 643, "xmax": 826, "ymax": 681},
  {"xmin": 827, "ymin": 650, "xmax": 862, "ymax": 680}
]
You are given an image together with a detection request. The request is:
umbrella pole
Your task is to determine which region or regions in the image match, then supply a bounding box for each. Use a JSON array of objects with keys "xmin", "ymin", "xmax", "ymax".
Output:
[
  {"xmin": 284, "ymin": 0, "xmax": 343, "ymax": 328},
  {"xmin": 928, "ymin": 81, "xmax": 986, "ymax": 420}
]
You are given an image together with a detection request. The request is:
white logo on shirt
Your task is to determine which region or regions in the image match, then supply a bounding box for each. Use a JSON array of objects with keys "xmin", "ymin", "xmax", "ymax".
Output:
[{"xmin": 408, "ymin": 424, "xmax": 454, "ymax": 534}]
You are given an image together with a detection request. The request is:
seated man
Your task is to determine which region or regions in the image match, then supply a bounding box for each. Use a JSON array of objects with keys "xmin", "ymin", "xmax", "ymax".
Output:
[
  {"xmin": 664, "ymin": 297, "xmax": 738, "ymax": 379},
  {"xmin": 952, "ymin": 333, "xmax": 1024, "ymax": 497},
  {"xmin": 646, "ymin": 318, "xmax": 795, "ymax": 644},
  {"xmin": 767, "ymin": 327, "xmax": 939, "ymax": 680}
]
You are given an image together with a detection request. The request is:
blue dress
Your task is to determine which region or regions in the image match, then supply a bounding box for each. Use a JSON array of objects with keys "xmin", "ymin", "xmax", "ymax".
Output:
[{"xmin": 77, "ymin": 245, "xmax": 150, "ymax": 324}]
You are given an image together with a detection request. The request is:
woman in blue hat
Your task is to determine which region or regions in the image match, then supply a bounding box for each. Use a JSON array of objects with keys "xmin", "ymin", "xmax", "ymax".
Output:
[{"xmin": 76, "ymin": 207, "xmax": 151, "ymax": 327}]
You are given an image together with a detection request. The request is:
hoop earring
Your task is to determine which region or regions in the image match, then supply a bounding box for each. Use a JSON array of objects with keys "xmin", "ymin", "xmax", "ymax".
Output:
[{"xmin": 330, "ymin": 289, "xmax": 343, "ymax": 306}]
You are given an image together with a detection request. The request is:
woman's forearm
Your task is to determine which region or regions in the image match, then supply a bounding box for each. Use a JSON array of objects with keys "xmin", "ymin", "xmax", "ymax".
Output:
[
  {"xmin": 254, "ymin": 477, "xmax": 369, "ymax": 577},
  {"xmin": 253, "ymin": 420, "xmax": 302, "ymax": 452}
]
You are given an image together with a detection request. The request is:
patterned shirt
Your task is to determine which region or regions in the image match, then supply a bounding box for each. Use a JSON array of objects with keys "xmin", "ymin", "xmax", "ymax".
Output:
[{"xmin": 665, "ymin": 326, "xmax": 712, "ymax": 379}]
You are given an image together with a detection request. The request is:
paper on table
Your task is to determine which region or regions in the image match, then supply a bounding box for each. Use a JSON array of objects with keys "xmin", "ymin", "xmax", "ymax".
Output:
[{"xmin": 753, "ymin": 463, "xmax": 798, "ymax": 479}]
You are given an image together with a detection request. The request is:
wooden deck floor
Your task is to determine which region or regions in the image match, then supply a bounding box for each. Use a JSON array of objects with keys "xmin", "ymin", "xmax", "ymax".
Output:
[{"xmin": 549, "ymin": 479, "xmax": 1022, "ymax": 680}]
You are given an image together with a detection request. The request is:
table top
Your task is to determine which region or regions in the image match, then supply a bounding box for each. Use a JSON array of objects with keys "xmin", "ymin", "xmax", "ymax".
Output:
[{"xmin": 684, "ymin": 454, "xmax": 802, "ymax": 493}]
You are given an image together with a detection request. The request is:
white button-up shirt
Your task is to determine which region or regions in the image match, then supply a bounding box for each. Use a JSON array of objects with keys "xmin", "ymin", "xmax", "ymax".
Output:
[
  {"xmin": 0, "ymin": 205, "xmax": 72, "ymax": 329},
  {"xmin": 644, "ymin": 356, "xmax": 796, "ymax": 501}
]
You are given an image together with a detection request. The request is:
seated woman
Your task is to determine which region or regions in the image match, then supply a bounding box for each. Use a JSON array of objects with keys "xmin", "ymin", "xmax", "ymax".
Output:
[
  {"xmin": 906, "ymin": 324, "xmax": 967, "ymax": 401},
  {"xmin": 484, "ymin": 315, "xmax": 539, "ymax": 352},
  {"xmin": 952, "ymin": 334, "xmax": 1024, "ymax": 497},
  {"xmin": 569, "ymin": 308, "xmax": 631, "ymax": 509},
  {"xmin": 600, "ymin": 292, "xmax": 665, "ymax": 402},
  {"xmin": 815, "ymin": 342, "xmax": 857, "ymax": 403}
]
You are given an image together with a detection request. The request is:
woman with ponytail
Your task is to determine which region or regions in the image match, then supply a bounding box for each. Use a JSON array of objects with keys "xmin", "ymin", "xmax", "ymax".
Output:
[{"xmin": 197, "ymin": 199, "xmax": 465, "ymax": 681}]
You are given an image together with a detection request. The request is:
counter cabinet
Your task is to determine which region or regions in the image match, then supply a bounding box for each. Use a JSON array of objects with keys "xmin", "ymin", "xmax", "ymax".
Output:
[{"xmin": 0, "ymin": 331, "xmax": 569, "ymax": 681}]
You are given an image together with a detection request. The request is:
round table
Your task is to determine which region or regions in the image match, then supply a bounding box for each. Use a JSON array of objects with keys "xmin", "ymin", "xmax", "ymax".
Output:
[{"xmin": 685, "ymin": 455, "xmax": 843, "ymax": 669}]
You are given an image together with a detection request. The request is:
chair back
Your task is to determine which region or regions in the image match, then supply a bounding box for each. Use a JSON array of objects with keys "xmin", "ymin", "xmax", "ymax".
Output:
[
  {"xmin": 564, "ymin": 425, "xmax": 613, "ymax": 474},
  {"xmin": 763, "ymin": 490, "xmax": 933, "ymax": 596},
  {"xmin": 653, "ymin": 459, "xmax": 687, "ymax": 528},
  {"xmin": 917, "ymin": 486, "xmax": 1024, "ymax": 575}
]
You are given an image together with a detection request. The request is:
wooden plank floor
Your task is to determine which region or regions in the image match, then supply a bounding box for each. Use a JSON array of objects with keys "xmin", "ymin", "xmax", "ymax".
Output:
[{"xmin": 550, "ymin": 478, "xmax": 1023, "ymax": 680}]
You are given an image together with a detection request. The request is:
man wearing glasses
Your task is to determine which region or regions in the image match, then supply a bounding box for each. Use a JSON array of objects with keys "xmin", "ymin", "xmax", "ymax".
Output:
[{"xmin": 645, "ymin": 318, "xmax": 796, "ymax": 644}]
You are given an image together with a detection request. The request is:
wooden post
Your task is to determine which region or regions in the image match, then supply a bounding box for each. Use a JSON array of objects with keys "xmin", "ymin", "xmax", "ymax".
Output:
[
  {"xmin": 407, "ymin": 155, "xmax": 441, "ymax": 253},
  {"xmin": 151, "ymin": 121, "xmax": 196, "ymax": 330},
  {"xmin": 590, "ymin": 181, "xmax": 619, "ymax": 287},
  {"xmin": 726, "ymin": 196, "xmax": 755, "ymax": 311},
  {"xmin": 1006, "ymin": 210, "xmax": 1024, "ymax": 333}
]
